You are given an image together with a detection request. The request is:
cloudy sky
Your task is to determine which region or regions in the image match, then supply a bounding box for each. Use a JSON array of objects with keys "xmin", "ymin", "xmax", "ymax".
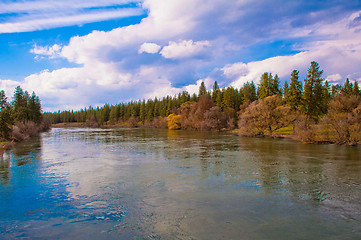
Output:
[{"xmin": 0, "ymin": 0, "xmax": 361, "ymax": 111}]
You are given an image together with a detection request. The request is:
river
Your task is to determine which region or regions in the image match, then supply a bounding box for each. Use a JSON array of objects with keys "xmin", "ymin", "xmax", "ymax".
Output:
[{"xmin": 0, "ymin": 128, "xmax": 360, "ymax": 239}]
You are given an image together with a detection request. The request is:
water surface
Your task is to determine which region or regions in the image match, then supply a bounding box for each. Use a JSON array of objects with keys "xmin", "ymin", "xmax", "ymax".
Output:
[{"xmin": 0, "ymin": 128, "xmax": 360, "ymax": 239}]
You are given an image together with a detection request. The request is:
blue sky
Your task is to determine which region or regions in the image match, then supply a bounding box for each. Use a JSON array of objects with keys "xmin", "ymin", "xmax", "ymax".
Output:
[{"xmin": 1, "ymin": 0, "xmax": 361, "ymax": 111}]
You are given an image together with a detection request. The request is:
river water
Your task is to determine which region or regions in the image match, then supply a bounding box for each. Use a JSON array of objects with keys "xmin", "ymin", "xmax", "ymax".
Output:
[{"xmin": 0, "ymin": 128, "xmax": 360, "ymax": 239}]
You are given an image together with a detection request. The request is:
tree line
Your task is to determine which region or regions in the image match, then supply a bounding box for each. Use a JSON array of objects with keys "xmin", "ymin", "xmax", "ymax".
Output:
[
  {"xmin": 45, "ymin": 61, "xmax": 361, "ymax": 144},
  {"xmin": 0, "ymin": 86, "xmax": 48, "ymax": 141}
]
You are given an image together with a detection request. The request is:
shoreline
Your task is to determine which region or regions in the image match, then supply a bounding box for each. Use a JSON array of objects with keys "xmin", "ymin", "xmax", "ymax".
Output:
[{"xmin": 51, "ymin": 122, "xmax": 360, "ymax": 146}]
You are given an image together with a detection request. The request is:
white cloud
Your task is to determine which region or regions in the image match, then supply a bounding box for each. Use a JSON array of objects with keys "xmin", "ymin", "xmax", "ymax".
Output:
[
  {"xmin": 30, "ymin": 44, "xmax": 62, "ymax": 59},
  {"xmin": 0, "ymin": 8, "xmax": 144, "ymax": 33},
  {"xmin": 222, "ymin": 63, "xmax": 249, "ymax": 78},
  {"xmin": 138, "ymin": 43, "xmax": 161, "ymax": 54},
  {"xmin": 229, "ymin": 10, "xmax": 361, "ymax": 88},
  {"xmin": 0, "ymin": 79, "xmax": 21, "ymax": 98},
  {"xmin": 0, "ymin": 0, "xmax": 138, "ymax": 14},
  {"xmin": 160, "ymin": 40, "xmax": 211, "ymax": 59},
  {"xmin": 326, "ymin": 74, "xmax": 342, "ymax": 84},
  {"xmin": 15, "ymin": 0, "xmax": 361, "ymax": 111}
]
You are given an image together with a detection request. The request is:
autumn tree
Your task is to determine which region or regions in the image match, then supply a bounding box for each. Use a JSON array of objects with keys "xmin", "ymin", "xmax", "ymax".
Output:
[
  {"xmin": 238, "ymin": 95, "xmax": 293, "ymax": 136},
  {"xmin": 322, "ymin": 95, "xmax": 361, "ymax": 144},
  {"xmin": 167, "ymin": 113, "xmax": 182, "ymax": 130}
]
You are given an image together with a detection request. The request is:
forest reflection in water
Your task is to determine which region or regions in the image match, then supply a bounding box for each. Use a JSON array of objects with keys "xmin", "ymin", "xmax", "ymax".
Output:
[{"xmin": 0, "ymin": 128, "xmax": 360, "ymax": 239}]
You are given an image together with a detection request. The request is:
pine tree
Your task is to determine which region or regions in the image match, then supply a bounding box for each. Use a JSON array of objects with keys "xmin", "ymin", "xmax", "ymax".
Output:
[
  {"xmin": 103, "ymin": 104, "xmax": 110, "ymax": 122},
  {"xmin": 0, "ymin": 90, "xmax": 12, "ymax": 139},
  {"xmin": 199, "ymin": 81, "xmax": 207, "ymax": 97},
  {"xmin": 28, "ymin": 92, "xmax": 42, "ymax": 123},
  {"xmin": 241, "ymin": 82, "xmax": 257, "ymax": 102},
  {"xmin": 12, "ymin": 86, "xmax": 28, "ymax": 122},
  {"xmin": 283, "ymin": 81, "xmax": 289, "ymax": 98},
  {"xmin": 258, "ymin": 73, "xmax": 272, "ymax": 99},
  {"xmin": 139, "ymin": 100, "xmax": 146, "ymax": 122},
  {"xmin": 352, "ymin": 81, "xmax": 361, "ymax": 96},
  {"xmin": 285, "ymin": 70, "xmax": 303, "ymax": 111},
  {"xmin": 257, "ymin": 73, "xmax": 280, "ymax": 99},
  {"xmin": 272, "ymin": 74, "xmax": 281, "ymax": 96},
  {"xmin": 341, "ymin": 78, "xmax": 353, "ymax": 96},
  {"xmin": 331, "ymin": 84, "xmax": 342, "ymax": 97},
  {"xmin": 216, "ymin": 90, "xmax": 223, "ymax": 109},
  {"xmin": 302, "ymin": 61, "xmax": 327, "ymax": 121},
  {"xmin": 212, "ymin": 81, "xmax": 220, "ymax": 102}
]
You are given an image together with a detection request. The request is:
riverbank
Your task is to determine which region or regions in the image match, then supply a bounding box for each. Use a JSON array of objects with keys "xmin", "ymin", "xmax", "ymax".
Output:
[
  {"xmin": 0, "ymin": 141, "xmax": 14, "ymax": 151},
  {"xmin": 51, "ymin": 122, "xmax": 360, "ymax": 146},
  {"xmin": 0, "ymin": 120, "xmax": 51, "ymax": 151}
]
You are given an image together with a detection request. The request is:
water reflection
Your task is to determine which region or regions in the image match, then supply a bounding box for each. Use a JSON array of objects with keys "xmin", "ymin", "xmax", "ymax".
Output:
[
  {"xmin": 1, "ymin": 128, "xmax": 360, "ymax": 239},
  {"xmin": 0, "ymin": 151, "xmax": 11, "ymax": 184},
  {"xmin": 0, "ymin": 137, "xmax": 42, "ymax": 185},
  {"xmin": 238, "ymin": 136, "xmax": 361, "ymax": 219},
  {"xmin": 12, "ymin": 137, "xmax": 42, "ymax": 166}
]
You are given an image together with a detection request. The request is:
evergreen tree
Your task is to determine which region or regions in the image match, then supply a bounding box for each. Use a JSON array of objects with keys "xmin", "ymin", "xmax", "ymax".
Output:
[
  {"xmin": 331, "ymin": 84, "xmax": 342, "ymax": 97},
  {"xmin": 109, "ymin": 105, "xmax": 120, "ymax": 123},
  {"xmin": 28, "ymin": 92, "xmax": 42, "ymax": 123},
  {"xmin": 341, "ymin": 78, "xmax": 353, "ymax": 96},
  {"xmin": 272, "ymin": 74, "xmax": 281, "ymax": 96},
  {"xmin": 323, "ymin": 80, "xmax": 331, "ymax": 111},
  {"xmin": 257, "ymin": 73, "xmax": 280, "ymax": 99},
  {"xmin": 352, "ymin": 81, "xmax": 361, "ymax": 96},
  {"xmin": 199, "ymin": 81, "xmax": 207, "ymax": 97},
  {"xmin": 285, "ymin": 70, "xmax": 303, "ymax": 111},
  {"xmin": 302, "ymin": 61, "xmax": 327, "ymax": 121},
  {"xmin": 241, "ymin": 82, "xmax": 257, "ymax": 102},
  {"xmin": 12, "ymin": 86, "xmax": 28, "ymax": 122},
  {"xmin": 283, "ymin": 81, "xmax": 289, "ymax": 98},
  {"xmin": 139, "ymin": 100, "xmax": 146, "ymax": 122},
  {"xmin": 190, "ymin": 93, "xmax": 198, "ymax": 102},
  {"xmin": 103, "ymin": 104, "xmax": 110, "ymax": 122},
  {"xmin": 0, "ymin": 90, "xmax": 12, "ymax": 139},
  {"xmin": 212, "ymin": 81, "xmax": 220, "ymax": 102},
  {"xmin": 222, "ymin": 87, "xmax": 237, "ymax": 110},
  {"xmin": 216, "ymin": 90, "xmax": 223, "ymax": 109}
]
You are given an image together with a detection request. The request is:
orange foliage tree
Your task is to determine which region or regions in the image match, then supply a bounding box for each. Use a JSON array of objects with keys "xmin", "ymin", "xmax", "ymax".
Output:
[{"xmin": 167, "ymin": 113, "xmax": 182, "ymax": 130}]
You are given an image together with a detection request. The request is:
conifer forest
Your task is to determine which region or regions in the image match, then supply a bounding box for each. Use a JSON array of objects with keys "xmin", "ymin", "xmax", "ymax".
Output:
[{"xmin": 43, "ymin": 62, "xmax": 361, "ymax": 145}]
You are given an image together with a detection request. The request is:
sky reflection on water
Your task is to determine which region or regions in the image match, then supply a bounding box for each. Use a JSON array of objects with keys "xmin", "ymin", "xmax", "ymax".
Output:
[{"xmin": 0, "ymin": 128, "xmax": 360, "ymax": 239}]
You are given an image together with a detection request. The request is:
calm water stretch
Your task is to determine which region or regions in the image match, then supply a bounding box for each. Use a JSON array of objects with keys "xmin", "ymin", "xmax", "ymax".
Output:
[{"xmin": 0, "ymin": 128, "xmax": 360, "ymax": 239}]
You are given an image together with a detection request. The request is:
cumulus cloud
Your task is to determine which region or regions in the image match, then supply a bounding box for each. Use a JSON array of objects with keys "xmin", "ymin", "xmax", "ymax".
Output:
[
  {"xmin": 222, "ymin": 63, "xmax": 249, "ymax": 78},
  {"xmin": 160, "ymin": 40, "xmax": 211, "ymax": 59},
  {"xmin": 30, "ymin": 44, "xmax": 62, "ymax": 59},
  {"xmin": 326, "ymin": 74, "xmax": 342, "ymax": 84},
  {"xmin": 138, "ymin": 43, "xmax": 161, "ymax": 54},
  {"xmin": 229, "ymin": 10, "xmax": 361, "ymax": 88},
  {"xmin": 21, "ymin": 0, "xmax": 361, "ymax": 111},
  {"xmin": 0, "ymin": 79, "xmax": 21, "ymax": 98}
]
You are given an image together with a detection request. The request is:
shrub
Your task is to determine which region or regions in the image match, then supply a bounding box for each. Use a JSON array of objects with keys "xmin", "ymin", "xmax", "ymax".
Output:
[
  {"xmin": 238, "ymin": 95, "xmax": 293, "ymax": 136},
  {"xmin": 167, "ymin": 114, "xmax": 182, "ymax": 130}
]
